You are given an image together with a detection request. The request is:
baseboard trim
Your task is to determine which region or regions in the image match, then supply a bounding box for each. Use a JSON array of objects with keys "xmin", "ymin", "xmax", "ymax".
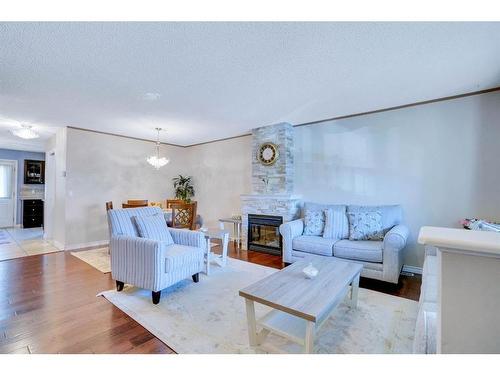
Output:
[
  {"xmin": 51, "ymin": 240, "xmax": 65, "ymax": 251},
  {"xmin": 65, "ymin": 240, "xmax": 109, "ymax": 252},
  {"xmin": 44, "ymin": 239, "xmax": 110, "ymax": 252},
  {"xmin": 402, "ymin": 264, "xmax": 423, "ymax": 275}
]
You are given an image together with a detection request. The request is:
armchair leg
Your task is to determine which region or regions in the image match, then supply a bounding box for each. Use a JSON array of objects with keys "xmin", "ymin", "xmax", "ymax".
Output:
[
  {"xmin": 152, "ymin": 291, "xmax": 161, "ymax": 304},
  {"xmin": 192, "ymin": 273, "xmax": 199, "ymax": 283},
  {"xmin": 116, "ymin": 281, "xmax": 124, "ymax": 291}
]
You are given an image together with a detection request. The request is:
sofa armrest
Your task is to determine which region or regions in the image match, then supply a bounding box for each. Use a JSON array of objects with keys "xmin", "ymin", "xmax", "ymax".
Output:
[
  {"xmin": 279, "ymin": 219, "xmax": 304, "ymax": 264},
  {"xmin": 382, "ymin": 224, "xmax": 409, "ymax": 283},
  {"xmin": 110, "ymin": 235, "xmax": 167, "ymax": 291},
  {"xmin": 168, "ymin": 228, "xmax": 206, "ymax": 249},
  {"xmin": 384, "ymin": 224, "xmax": 409, "ymax": 250}
]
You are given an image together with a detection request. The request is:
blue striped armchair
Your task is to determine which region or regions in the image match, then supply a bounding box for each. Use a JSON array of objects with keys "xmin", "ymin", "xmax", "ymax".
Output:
[{"xmin": 107, "ymin": 207, "xmax": 206, "ymax": 304}]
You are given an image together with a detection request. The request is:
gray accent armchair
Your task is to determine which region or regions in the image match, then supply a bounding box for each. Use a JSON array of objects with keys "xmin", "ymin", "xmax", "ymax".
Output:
[{"xmin": 107, "ymin": 207, "xmax": 206, "ymax": 304}]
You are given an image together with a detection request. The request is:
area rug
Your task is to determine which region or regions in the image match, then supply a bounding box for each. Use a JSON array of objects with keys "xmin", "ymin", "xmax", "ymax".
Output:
[
  {"xmin": 99, "ymin": 258, "xmax": 418, "ymax": 354},
  {"xmin": 71, "ymin": 247, "xmax": 111, "ymax": 273}
]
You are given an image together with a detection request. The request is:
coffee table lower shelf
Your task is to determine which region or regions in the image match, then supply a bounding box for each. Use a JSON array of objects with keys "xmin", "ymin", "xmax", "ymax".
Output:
[
  {"xmin": 257, "ymin": 310, "xmax": 311, "ymax": 346},
  {"xmin": 247, "ymin": 284, "xmax": 359, "ymax": 353}
]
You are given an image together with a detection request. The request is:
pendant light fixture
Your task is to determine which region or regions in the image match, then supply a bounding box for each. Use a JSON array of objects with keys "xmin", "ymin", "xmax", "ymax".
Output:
[
  {"xmin": 146, "ymin": 128, "xmax": 169, "ymax": 169},
  {"xmin": 11, "ymin": 124, "xmax": 39, "ymax": 139}
]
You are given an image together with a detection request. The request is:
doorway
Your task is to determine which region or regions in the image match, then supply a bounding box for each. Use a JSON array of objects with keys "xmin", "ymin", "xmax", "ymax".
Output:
[{"xmin": 0, "ymin": 159, "xmax": 17, "ymax": 228}]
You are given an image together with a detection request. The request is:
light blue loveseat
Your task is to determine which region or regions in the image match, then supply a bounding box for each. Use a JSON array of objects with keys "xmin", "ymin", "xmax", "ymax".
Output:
[
  {"xmin": 107, "ymin": 206, "xmax": 206, "ymax": 304},
  {"xmin": 279, "ymin": 203, "xmax": 409, "ymax": 284}
]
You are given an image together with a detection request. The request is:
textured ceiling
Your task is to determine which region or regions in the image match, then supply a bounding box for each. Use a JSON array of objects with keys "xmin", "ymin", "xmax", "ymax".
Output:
[{"xmin": 1, "ymin": 22, "xmax": 500, "ymax": 149}]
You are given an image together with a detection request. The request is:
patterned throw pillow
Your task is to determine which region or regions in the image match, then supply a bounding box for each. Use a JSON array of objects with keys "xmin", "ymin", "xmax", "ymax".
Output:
[
  {"xmin": 303, "ymin": 209, "xmax": 325, "ymax": 236},
  {"xmin": 347, "ymin": 211, "xmax": 384, "ymax": 241},
  {"xmin": 323, "ymin": 208, "xmax": 349, "ymax": 239},
  {"xmin": 133, "ymin": 214, "xmax": 174, "ymax": 245}
]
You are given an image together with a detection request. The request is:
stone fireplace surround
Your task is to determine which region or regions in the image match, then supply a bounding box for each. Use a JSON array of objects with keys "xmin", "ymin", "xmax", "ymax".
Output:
[
  {"xmin": 240, "ymin": 123, "xmax": 301, "ymax": 251},
  {"xmin": 240, "ymin": 194, "xmax": 301, "ymax": 251}
]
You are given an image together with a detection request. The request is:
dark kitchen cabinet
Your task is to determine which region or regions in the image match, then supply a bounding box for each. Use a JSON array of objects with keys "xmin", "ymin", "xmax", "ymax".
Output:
[
  {"xmin": 23, "ymin": 199, "xmax": 44, "ymax": 228},
  {"xmin": 24, "ymin": 160, "xmax": 45, "ymax": 184}
]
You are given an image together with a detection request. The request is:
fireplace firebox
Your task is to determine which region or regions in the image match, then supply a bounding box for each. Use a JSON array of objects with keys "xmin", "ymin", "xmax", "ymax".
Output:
[{"xmin": 247, "ymin": 214, "xmax": 283, "ymax": 255}]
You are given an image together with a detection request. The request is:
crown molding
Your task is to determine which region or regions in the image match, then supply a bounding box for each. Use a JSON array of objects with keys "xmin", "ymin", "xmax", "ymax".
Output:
[
  {"xmin": 295, "ymin": 86, "xmax": 500, "ymax": 128},
  {"xmin": 67, "ymin": 126, "xmax": 184, "ymax": 148},
  {"xmin": 68, "ymin": 85, "xmax": 500, "ymax": 148}
]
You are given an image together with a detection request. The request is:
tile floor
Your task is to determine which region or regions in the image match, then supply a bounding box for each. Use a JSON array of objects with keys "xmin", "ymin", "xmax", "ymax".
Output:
[{"xmin": 0, "ymin": 227, "xmax": 60, "ymax": 261}]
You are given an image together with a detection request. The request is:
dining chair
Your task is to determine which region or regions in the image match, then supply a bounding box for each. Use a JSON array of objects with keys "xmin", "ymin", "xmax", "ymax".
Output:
[
  {"xmin": 166, "ymin": 199, "xmax": 184, "ymax": 208},
  {"xmin": 170, "ymin": 202, "xmax": 198, "ymax": 230},
  {"xmin": 105, "ymin": 201, "xmax": 114, "ymax": 211},
  {"xmin": 127, "ymin": 199, "xmax": 148, "ymax": 205},
  {"xmin": 122, "ymin": 203, "xmax": 146, "ymax": 208},
  {"xmin": 122, "ymin": 199, "xmax": 148, "ymax": 208}
]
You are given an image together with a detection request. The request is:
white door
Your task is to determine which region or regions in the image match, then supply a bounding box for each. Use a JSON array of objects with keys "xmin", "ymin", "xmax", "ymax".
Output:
[{"xmin": 0, "ymin": 160, "xmax": 17, "ymax": 228}]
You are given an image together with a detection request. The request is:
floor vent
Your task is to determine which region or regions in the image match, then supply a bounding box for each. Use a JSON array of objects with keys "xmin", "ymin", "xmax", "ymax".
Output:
[{"xmin": 400, "ymin": 271, "xmax": 415, "ymax": 277}]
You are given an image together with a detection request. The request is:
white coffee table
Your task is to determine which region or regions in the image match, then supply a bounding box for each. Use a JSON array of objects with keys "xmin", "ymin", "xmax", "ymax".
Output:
[
  {"xmin": 239, "ymin": 257, "xmax": 363, "ymax": 353},
  {"xmin": 200, "ymin": 229, "xmax": 230, "ymax": 275}
]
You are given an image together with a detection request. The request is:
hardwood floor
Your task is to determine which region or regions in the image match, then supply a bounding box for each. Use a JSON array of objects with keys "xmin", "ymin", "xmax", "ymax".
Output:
[
  {"xmin": 0, "ymin": 251, "xmax": 172, "ymax": 354},
  {"xmin": 0, "ymin": 241, "xmax": 421, "ymax": 354}
]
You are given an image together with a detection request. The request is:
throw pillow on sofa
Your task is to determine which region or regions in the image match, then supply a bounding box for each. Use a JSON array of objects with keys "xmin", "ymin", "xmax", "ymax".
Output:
[
  {"xmin": 347, "ymin": 211, "xmax": 384, "ymax": 241},
  {"xmin": 303, "ymin": 209, "xmax": 325, "ymax": 236},
  {"xmin": 133, "ymin": 214, "xmax": 174, "ymax": 245},
  {"xmin": 323, "ymin": 207, "xmax": 349, "ymax": 239}
]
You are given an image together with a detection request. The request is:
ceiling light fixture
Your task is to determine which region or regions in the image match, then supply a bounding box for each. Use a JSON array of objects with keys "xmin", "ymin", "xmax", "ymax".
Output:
[
  {"xmin": 11, "ymin": 124, "xmax": 39, "ymax": 139},
  {"xmin": 142, "ymin": 92, "xmax": 161, "ymax": 101},
  {"xmin": 146, "ymin": 128, "xmax": 169, "ymax": 169}
]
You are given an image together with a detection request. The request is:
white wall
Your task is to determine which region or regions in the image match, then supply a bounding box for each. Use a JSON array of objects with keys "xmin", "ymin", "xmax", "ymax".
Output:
[
  {"xmin": 63, "ymin": 128, "xmax": 186, "ymax": 249},
  {"xmin": 60, "ymin": 129, "xmax": 251, "ymax": 248},
  {"xmin": 43, "ymin": 149, "xmax": 56, "ymax": 241},
  {"xmin": 186, "ymin": 92, "xmax": 500, "ymax": 267},
  {"xmin": 52, "ymin": 127, "xmax": 67, "ymax": 249},
  {"xmin": 52, "ymin": 91, "xmax": 500, "ymax": 267},
  {"xmin": 184, "ymin": 136, "xmax": 252, "ymax": 229},
  {"xmin": 294, "ymin": 92, "xmax": 500, "ymax": 267}
]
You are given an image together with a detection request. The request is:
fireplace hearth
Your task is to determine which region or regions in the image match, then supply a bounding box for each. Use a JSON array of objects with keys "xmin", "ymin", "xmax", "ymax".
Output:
[{"xmin": 247, "ymin": 214, "xmax": 283, "ymax": 255}]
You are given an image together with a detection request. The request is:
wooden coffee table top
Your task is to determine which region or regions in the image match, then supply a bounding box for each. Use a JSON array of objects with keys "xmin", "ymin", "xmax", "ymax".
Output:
[{"xmin": 239, "ymin": 257, "xmax": 363, "ymax": 323}]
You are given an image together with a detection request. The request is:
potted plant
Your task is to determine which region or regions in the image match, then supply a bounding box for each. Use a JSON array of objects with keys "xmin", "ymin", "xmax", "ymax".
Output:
[{"xmin": 172, "ymin": 175, "xmax": 195, "ymax": 202}]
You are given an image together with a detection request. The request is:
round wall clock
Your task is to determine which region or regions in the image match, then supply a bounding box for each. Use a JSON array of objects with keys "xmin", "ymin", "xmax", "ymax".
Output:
[{"xmin": 257, "ymin": 142, "xmax": 279, "ymax": 166}]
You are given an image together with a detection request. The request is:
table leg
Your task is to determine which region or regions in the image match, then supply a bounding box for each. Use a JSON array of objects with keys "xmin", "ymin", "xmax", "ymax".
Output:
[
  {"xmin": 304, "ymin": 321, "xmax": 315, "ymax": 354},
  {"xmin": 221, "ymin": 231, "xmax": 229, "ymax": 266},
  {"xmin": 350, "ymin": 273, "xmax": 360, "ymax": 308},
  {"xmin": 205, "ymin": 237, "xmax": 211, "ymax": 276},
  {"xmin": 233, "ymin": 222, "xmax": 240, "ymax": 249},
  {"xmin": 237, "ymin": 222, "xmax": 241, "ymax": 249},
  {"xmin": 245, "ymin": 299, "xmax": 258, "ymax": 346},
  {"xmin": 256, "ymin": 328, "xmax": 269, "ymax": 345}
]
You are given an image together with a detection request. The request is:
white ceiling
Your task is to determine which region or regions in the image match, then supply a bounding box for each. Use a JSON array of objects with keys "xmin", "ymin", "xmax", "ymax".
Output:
[{"xmin": 1, "ymin": 22, "xmax": 500, "ymax": 149}]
